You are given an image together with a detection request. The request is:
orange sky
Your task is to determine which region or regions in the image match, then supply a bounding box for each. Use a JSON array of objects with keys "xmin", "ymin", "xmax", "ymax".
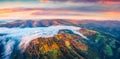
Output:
[
  {"xmin": 41, "ymin": 0, "xmax": 49, "ymax": 2},
  {"xmin": 0, "ymin": 9, "xmax": 120, "ymax": 20},
  {"xmin": 0, "ymin": 0, "xmax": 119, "ymax": 20}
]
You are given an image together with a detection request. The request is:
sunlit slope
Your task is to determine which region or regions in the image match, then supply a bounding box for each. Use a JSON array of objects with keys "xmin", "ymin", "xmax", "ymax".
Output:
[
  {"xmin": 10, "ymin": 28, "xmax": 120, "ymax": 59},
  {"xmin": 0, "ymin": 20, "xmax": 120, "ymax": 59}
]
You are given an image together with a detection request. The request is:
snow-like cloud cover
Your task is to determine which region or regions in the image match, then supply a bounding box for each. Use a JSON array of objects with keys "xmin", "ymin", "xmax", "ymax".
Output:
[{"xmin": 0, "ymin": 25, "xmax": 89, "ymax": 59}]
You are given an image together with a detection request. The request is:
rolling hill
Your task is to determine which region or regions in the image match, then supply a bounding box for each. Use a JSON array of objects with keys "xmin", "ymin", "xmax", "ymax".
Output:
[{"xmin": 0, "ymin": 19, "xmax": 120, "ymax": 59}]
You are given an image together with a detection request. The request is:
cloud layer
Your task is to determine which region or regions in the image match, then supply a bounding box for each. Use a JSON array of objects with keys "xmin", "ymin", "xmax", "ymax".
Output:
[
  {"xmin": 0, "ymin": 8, "xmax": 120, "ymax": 20},
  {"xmin": 0, "ymin": 0, "xmax": 119, "ymax": 20}
]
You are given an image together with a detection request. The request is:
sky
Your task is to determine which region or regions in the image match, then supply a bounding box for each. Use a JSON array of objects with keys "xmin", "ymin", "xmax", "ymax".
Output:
[{"xmin": 0, "ymin": 0, "xmax": 120, "ymax": 20}]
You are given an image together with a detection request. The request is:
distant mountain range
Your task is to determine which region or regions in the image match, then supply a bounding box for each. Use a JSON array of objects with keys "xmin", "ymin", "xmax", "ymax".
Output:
[
  {"xmin": 0, "ymin": 19, "xmax": 120, "ymax": 39},
  {"xmin": 0, "ymin": 19, "xmax": 120, "ymax": 59}
]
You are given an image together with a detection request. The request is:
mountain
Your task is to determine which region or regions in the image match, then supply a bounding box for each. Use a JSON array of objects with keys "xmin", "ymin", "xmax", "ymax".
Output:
[
  {"xmin": 0, "ymin": 19, "xmax": 120, "ymax": 59},
  {"xmin": 0, "ymin": 19, "xmax": 120, "ymax": 39},
  {"xmin": 9, "ymin": 27, "xmax": 120, "ymax": 59}
]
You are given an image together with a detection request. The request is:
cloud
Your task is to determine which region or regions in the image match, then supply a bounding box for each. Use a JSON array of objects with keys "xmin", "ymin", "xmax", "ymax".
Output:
[
  {"xmin": 0, "ymin": 1, "xmax": 119, "ymax": 20},
  {"xmin": 0, "ymin": 0, "xmax": 38, "ymax": 2},
  {"xmin": 0, "ymin": 8, "xmax": 120, "ymax": 20},
  {"xmin": 45, "ymin": 0, "xmax": 120, "ymax": 4},
  {"xmin": 0, "ymin": 2, "xmax": 119, "ymax": 12},
  {"xmin": 48, "ymin": 0, "xmax": 120, "ymax": 2}
]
